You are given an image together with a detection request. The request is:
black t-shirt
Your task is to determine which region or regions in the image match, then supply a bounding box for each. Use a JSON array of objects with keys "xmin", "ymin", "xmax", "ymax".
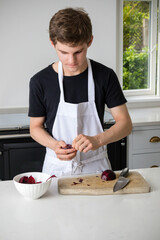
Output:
[{"xmin": 28, "ymin": 59, "xmax": 127, "ymax": 135}]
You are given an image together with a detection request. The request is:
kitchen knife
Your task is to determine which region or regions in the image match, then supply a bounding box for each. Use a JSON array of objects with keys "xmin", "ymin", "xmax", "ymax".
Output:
[{"xmin": 113, "ymin": 168, "xmax": 130, "ymax": 192}]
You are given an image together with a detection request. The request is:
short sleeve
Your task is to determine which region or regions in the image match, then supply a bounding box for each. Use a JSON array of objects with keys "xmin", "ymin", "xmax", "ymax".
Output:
[
  {"xmin": 105, "ymin": 69, "xmax": 127, "ymax": 108},
  {"xmin": 28, "ymin": 77, "xmax": 46, "ymax": 117}
]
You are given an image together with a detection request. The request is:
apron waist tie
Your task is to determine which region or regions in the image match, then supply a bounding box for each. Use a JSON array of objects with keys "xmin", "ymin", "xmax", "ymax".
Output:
[{"xmin": 72, "ymin": 151, "xmax": 108, "ymax": 174}]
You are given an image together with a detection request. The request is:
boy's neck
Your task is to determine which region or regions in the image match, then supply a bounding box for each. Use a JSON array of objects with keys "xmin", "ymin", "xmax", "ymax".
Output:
[{"xmin": 52, "ymin": 60, "xmax": 88, "ymax": 76}]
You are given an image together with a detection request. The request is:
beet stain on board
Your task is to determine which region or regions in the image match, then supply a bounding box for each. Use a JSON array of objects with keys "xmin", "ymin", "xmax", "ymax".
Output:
[
  {"xmin": 71, "ymin": 178, "xmax": 84, "ymax": 185},
  {"xmin": 71, "ymin": 182, "xmax": 79, "ymax": 185},
  {"xmin": 69, "ymin": 172, "xmax": 116, "ymax": 188}
]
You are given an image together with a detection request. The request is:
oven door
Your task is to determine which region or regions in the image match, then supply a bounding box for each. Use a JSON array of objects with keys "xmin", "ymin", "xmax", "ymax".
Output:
[{"xmin": 0, "ymin": 137, "xmax": 46, "ymax": 180}]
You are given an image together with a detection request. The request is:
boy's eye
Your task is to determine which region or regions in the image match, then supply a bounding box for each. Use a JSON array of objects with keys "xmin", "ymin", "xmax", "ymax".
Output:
[{"xmin": 76, "ymin": 50, "xmax": 82, "ymax": 54}]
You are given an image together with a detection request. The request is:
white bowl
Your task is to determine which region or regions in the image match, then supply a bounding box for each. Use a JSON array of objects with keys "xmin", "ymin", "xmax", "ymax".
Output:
[{"xmin": 13, "ymin": 172, "xmax": 52, "ymax": 200}]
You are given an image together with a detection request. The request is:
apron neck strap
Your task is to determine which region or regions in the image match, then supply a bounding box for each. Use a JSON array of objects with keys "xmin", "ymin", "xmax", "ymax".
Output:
[
  {"xmin": 87, "ymin": 58, "xmax": 95, "ymax": 102},
  {"xmin": 58, "ymin": 61, "xmax": 65, "ymax": 102},
  {"xmin": 58, "ymin": 58, "xmax": 95, "ymax": 102}
]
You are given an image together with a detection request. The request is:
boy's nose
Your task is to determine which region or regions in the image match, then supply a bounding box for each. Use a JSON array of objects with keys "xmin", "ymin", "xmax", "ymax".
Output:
[{"xmin": 68, "ymin": 54, "xmax": 76, "ymax": 64}]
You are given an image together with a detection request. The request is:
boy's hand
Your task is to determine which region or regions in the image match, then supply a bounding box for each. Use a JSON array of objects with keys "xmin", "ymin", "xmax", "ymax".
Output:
[
  {"xmin": 54, "ymin": 141, "xmax": 77, "ymax": 160},
  {"xmin": 72, "ymin": 134, "xmax": 101, "ymax": 153}
]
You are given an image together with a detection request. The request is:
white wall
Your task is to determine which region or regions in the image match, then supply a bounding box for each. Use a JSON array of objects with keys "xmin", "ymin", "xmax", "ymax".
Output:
[{"xmin": 0, "ymin": 0, "xmax": 117, "ymax": 109}]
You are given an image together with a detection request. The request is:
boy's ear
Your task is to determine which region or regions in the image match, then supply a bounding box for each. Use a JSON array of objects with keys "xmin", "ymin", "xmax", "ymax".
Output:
[
  {"xmin": 50, "ymin": 39, "xmax": 55, "ymax": 48},
  {"xmin": 87, "ymin": 35, "xmax": 93, "ymax": 47}
]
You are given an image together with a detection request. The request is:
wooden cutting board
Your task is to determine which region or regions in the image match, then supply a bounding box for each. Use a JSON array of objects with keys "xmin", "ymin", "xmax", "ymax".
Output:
[{"xmin": 58, "ymin": 171, "xmax": 150, "ymax": 195}]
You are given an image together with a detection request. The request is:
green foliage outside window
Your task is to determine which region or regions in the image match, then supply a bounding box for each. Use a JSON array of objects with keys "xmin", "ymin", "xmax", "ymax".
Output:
[
  {"xmin": 123, "ymin": 1, "xmax": 149, "ymax": 90},
  {"xmin": 123, "ymin": 46, "xmax": 149, "ymax": 90}
]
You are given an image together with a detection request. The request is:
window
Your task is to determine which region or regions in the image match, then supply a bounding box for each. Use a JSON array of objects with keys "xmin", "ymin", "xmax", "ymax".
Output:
[{"xmin": 117, "ymin": 0, "xmax": 160, "ymax": 101}]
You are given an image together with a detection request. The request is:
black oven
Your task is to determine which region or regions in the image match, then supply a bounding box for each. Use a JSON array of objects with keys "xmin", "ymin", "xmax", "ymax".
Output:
[{"xmin": 0, "ymin": 128, "xmax": 46, "ymax": 180}]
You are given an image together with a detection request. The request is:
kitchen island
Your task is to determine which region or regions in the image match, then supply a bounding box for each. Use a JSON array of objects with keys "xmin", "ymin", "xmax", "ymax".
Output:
[{"xmin": 0, "ymin": 167, "xmax": 159, "ymax": 240}]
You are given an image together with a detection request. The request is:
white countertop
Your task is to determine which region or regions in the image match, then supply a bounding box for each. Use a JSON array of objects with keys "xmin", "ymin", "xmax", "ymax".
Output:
[
  {"xmin": 128, "ymin": 107, "xmax": 160, "ymax": 127},
  {"xmin": 105, "ymin": 107, "xmax": 160, "ymax": 127},
  {"xmin": 0, "ymin": 113, "xmax": 29, "ymax": 130},
  {"xmin": 0, "ymin": 168, "xmax": 160, "ymax": 240}
]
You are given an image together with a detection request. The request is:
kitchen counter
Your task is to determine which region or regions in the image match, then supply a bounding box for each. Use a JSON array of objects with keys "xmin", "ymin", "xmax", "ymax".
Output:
[
  {"xmin": 105, "ymin": 107, "xmax": 160, "ymax": 127},
  {"xmin": 0, "ymin": 113, "xmax": 29, "ymax": 130},
  {"xmin": 128, "ymin": 107, "xmax": 160, "ymax": 127},
  {"xmin": 0, "ymin": 168, "xmax": 160, "ymax": 240}
]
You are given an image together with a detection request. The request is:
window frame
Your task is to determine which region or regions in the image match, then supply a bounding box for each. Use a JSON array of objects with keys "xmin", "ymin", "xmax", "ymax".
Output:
[{"xmin": 117, "ymin": 0, "xmax": 159, "ymax": 101}]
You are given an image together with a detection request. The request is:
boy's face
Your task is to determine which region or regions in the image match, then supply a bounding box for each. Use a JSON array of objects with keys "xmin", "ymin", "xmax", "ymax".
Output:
[{"xmin": 52, "ymin": 39, "xmax": 92, "ymax": 76}]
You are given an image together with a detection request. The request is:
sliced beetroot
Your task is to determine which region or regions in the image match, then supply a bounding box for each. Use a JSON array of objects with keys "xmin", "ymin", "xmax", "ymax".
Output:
[
  {"xmin": 19, "ymin": 175, "xmax": 37, "ymax": 184},
  {"xmin": 62, "ymin": 144, "xmax": 73, "ymax": 149},
  {"xmin": 101, "ymin": 169, "xmax": 116, "ymax": 181},
  {"xmin": 27, "ymin": 175, "xmax": 36, "ymax": 184},
  {"xmin": 18, "ymin": 174, "xmax": 56, "ymax": 184},
  {"xmin": 19, "ymin": 176, "xmax": 28, "ymax": 183}
]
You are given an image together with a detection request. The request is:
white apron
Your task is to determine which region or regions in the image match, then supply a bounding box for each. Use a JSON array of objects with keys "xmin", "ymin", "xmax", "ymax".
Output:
[{"xmin": 42, "ymin": 59, "xmax": 111, "ymax": 177}]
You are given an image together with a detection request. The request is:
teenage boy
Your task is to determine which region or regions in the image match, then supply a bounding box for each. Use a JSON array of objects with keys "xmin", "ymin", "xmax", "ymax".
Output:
[{"xmin": 29, "ymin": 8, "xmax": 132, "ymax": 177}]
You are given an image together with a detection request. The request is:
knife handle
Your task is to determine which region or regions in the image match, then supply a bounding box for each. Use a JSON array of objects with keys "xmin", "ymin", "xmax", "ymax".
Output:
[{"xmin": 120, "ymin": 168, "xmax": 129, "ymax": 177}]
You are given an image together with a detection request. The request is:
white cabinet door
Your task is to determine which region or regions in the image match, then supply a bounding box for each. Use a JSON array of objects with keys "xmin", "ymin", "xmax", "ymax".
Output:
[
  {"xmin": 132, "ymin": 153, "xmax": 160, "ymax": 169},
  {"xmin": 132, "ymin": 129, "xmax": 160, "ymax": 152},
  {"xmin": 127, "ymin": 125, "xmax": 160, "ymax": 169}
]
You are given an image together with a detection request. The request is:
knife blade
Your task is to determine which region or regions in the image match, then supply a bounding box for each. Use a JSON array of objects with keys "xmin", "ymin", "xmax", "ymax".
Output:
[{"xmin": 113, "ymin": 168, "xmax": 130, "ymax": 192}]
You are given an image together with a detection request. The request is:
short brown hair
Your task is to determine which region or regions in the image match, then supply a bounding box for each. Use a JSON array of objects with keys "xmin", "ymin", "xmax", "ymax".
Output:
[{"xmin": 49, "ymin": 8, "xmax": 92, "ymax": 45}]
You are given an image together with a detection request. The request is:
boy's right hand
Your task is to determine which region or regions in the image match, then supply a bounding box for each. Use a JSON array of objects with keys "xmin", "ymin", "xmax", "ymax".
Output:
[{"xmin": 54, "ymin": 140, "xmax": 77, "ymax": 161}]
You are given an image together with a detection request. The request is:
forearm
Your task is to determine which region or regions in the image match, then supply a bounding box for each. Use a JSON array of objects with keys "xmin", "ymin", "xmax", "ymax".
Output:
[
  {"xmin": 30, "ymin": 125, "xmax": 77, "ymax": 160},
  {"xmin": 30, "ymin": 125, "xmax": 57, "ymax": 151},
  {"xmin": 96, "ymin": 117, "xmax": 132, "ymax": 147}
]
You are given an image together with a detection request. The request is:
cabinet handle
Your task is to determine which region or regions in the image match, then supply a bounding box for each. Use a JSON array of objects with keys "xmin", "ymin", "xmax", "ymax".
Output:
[
  {"xmin": 150, "ymin": 165, "xmax": 159, "ymax": 168},
  {"xmin": 149, "ymin": 136, "xmax": 160, "ymax": 143},
  {"xmin": 121, "ymin": 142, "xmax": 125, "ymax": 146}
]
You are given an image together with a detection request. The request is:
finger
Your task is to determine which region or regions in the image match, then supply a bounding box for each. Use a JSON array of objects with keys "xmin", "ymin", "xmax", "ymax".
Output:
[
  {"xmin": 79, "ymin": 141, "xmax": 93, "ymax": 152},
  {"xmin": 72, "ymin": 134, "xmax": 84, "ymax": 147},
  {"xmin": 78, "ymin": 141, "xmax": 89, "ymax": 152},
  {"xmin": 73, "ymin": 135, "xmax": 87, "ymax": 150},
  {"xmin": 59, "ymin": 140, "xmax": 67, "ymax": 148},
  {"xmin": 82, "ymin": 144, "xmax": 92, "ymax": 152},
  {"xmin": 57, "ymin": 151, "xmax": 77, "ymax": 161},
  {"xmin": 56, "ymin": 148, "xmax": 76, "ymax": 156}
]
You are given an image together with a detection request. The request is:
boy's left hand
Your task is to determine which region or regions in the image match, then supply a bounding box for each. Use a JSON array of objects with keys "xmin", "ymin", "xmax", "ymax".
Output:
[{"xmin": 72, "ymin": 134, "xmax": 101, "ymax": 153}]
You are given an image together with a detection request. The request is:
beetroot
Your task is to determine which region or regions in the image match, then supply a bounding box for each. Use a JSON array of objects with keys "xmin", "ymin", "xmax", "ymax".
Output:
[
  {"xmin": 19, "ymin": 174, "xmax": 56, "ymax": 184},
  {"xmin": 19, "ymin": 176, "xmax": 28, "ymax": 183},
  {"xmin": 19, "ymin": 175, "xmax": 39, "ymax": 184},
  {"xmin": 101, "ymin": 170, "xmax": 116, "ymax": 181},
  {"xmin": 62, "ymin": 144, "xmax": 73, "ymax": 149},
  {"xmin": 27, "ymin": 176, "xmax": 36, "ymax": 184}
]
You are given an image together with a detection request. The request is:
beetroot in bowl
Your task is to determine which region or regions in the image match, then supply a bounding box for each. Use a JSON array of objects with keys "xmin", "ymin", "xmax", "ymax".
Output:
[{"xmin": 13, "ymin": 172, "xmax": 53, "ymax": 200}]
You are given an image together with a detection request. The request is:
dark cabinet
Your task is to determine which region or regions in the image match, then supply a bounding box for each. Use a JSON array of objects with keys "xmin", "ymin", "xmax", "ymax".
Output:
[
  {"xmin": 107, "ymin": 138, "xmax": 126, "ymax": 171},
  {"xmin": 0, "ymin": 137, "xmax": 46, "ymax": 180},
  {"xmin": 104, "ymin": 123, "xmax": 127, "ymax": 171}
]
